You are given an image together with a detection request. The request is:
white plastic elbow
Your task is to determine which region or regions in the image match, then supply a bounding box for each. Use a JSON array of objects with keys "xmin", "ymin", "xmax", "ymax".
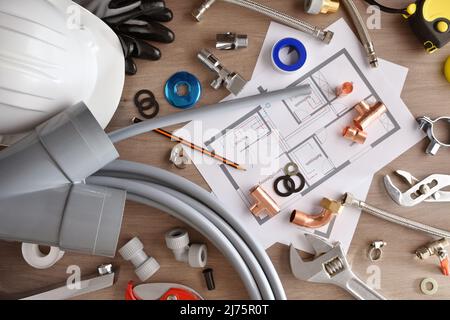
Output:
[{"xmin": 165, "ymin": 228, "xmax": 207, "ymax": 268}]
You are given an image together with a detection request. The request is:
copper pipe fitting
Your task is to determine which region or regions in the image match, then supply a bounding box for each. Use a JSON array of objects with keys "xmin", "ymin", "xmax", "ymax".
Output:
[
  {"xmin": 353, "ymin": 101, "xmax": 387, "ymax": 131},
  {"xmin": 336, "ymin": 82, "xmax": 353, "ymax": 97},
  {"xmin": 249, "ymin": 185, "xmax": 280, "ymax": 217},
  {"xmin": 290, "ymin": 198, "xmax": 343, "ymax": 228},
  {"xmin": 290, "ymin": 209, "xmax": 334, "ymax": 228},
  {"xmin": 354, "ymin": 100, "xmax": 370, "ymax": 115},
  {"xmin": 343, "ymin": 126, "xmax": 367, "ymax": 144}
]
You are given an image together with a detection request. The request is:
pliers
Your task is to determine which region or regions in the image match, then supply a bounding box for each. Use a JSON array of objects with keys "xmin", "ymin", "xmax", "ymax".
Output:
[{"xmin": 384, "ymin": 170, "xmax": 450, "ymax": 206}]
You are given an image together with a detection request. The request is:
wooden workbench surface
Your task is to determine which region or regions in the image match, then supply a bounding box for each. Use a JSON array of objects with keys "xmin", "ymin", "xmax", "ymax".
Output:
[{"xmin": 1, "ymin": 0, "xmax": 449, "ymax": 300}]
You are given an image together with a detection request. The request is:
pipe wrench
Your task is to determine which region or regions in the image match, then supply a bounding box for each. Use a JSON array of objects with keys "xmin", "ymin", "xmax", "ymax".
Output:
[
  {"xmin": 384, "ymin": 170, "xmax": 450, "ymax": 206},
  {"xmin": 289, "ymin": 234, "xmax": 386, "ymax": 300}
]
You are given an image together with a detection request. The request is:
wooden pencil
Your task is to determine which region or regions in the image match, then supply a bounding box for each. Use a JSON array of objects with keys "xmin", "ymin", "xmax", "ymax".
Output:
[{"xmin": 132, "ymin": 117, "xmax": 246, "ymax": 170}]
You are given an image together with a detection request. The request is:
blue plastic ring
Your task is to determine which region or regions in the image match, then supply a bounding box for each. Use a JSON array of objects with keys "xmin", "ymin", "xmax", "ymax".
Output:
[
  {"xmin": 164, "ymin": 71, "xmax": 202, "ymax": 109},
  {"xmin": 271, "ymin": 38, "xmax": 307, "ymax": 72}
]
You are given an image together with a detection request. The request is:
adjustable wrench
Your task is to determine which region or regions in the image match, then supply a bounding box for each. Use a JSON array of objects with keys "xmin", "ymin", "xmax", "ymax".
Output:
[{"xmin": 290, "ymin": 234, "xmax": 386, "ymax": 300}]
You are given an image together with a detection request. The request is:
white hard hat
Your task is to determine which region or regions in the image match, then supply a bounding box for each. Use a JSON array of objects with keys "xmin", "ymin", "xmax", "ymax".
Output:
[{"xmin": 0, "ymin": 0, "xmax": 124, "ymax": 139}]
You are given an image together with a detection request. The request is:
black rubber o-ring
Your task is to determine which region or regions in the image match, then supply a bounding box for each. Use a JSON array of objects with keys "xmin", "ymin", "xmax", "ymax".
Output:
[
  {"xmin": 138, "ymin": 97, "xmax": 159, "ymax": 119},
  {"xmin": 274, "ymin": 175, "xmax": 295, "ymax": 197},
  {"xmin": 283, "ymin": 173, "xmax": 306, "ymax": 194},
  {"xmin": 134, "ymin": 89, "xmax": 156, "ymax": 110},
  {"xmin": 138, "ymin": 97, "xmax": 157, "ymax": 110}
]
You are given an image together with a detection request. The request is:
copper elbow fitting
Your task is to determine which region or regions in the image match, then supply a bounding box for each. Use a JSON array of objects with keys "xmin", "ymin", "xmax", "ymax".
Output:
[
  {"xmin": 290, "ymin": 198, "xmax": 343, "ymax": 228},
  {"xmin": 249, "ymin": 185, "xmax": 280, "ymax": 217},
  {"xmin": 353, "ymin": 101, "xmax": 387, "ymax": 131},
  {"xmin": 343, "ymin": 126, "xmax": 367, "ymax": 144},
  {"xmin": 290, "ymin": 208, "xmax": 335, "ymax": 228}
]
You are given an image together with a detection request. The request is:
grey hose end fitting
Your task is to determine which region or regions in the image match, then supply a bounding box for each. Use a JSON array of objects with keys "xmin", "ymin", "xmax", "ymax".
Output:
[
  {"xmin": 119, "ymin": 237, "xmax": 160, "ymax": 281},
  {"xmin": 0, "ymin": 102, "xmax": 125, "ymax": 257},
  {"xmin": 165, "ymin": 228, "xmax": 208, "ymax": 268}
]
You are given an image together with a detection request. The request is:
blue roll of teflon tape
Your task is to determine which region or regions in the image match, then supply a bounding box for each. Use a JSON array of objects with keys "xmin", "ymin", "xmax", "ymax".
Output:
[{"xmin": 271, "ymin": 38, "xmax": 307, "ymax": 73}]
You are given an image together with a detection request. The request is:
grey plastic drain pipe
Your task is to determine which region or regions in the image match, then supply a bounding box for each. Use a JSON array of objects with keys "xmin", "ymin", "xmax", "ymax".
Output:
[
  {"xmin": 0, "ymin": 85, "xmax": 310, "ymax": 299},
  {"xmin": 0, "ymin": 103, "xmax": 125, "ymax": 257}
]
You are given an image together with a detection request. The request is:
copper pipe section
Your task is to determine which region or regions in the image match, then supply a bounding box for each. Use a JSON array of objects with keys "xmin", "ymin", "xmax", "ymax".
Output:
[
  {"xmin": 290, "ymin": 209, "xmax": 335, "ymax": 228},
  {"xmin": 353, "ymin": 101, "xmax": 387, "ymax": 131},
  {"xmin": 249, "ymin": 185, "xmax": 280, "ymax": 217},
  {"xmin": 290, "ymin": 198, "xmax": 343, "ymax": 228},
  {"xmin": 343, "ymin": 126, "xmax": 367, "ymax": 144}
]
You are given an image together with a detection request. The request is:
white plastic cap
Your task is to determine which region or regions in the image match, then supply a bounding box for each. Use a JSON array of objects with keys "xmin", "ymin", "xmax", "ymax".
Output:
[
  {"xmin": 188, "ymin": 244, "xmax": 208, "ymax": 268},
  {"xmin": 304, "ymin": 0, "xmax": 323, "ymax": 14},
  {"xmin": 119, "ymin": 237, "xmax": 144, "ymax": 261},
  {"xmin": 165, "ymin": 228, "xmax": 190, "ymax": 250},
  {"xmin": 135, "ymin": 257, "xmax": 160, "ymax": 281}
]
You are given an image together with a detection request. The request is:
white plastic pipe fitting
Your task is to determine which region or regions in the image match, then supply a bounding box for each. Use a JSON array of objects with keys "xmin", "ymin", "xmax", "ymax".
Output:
[
  {"xmin": 165, "ymin": 228, "xmax": 207, "ymax": 268},
  {"xmin": 119, "ymin": 237, "xmax": 160, "ymax": 281}
]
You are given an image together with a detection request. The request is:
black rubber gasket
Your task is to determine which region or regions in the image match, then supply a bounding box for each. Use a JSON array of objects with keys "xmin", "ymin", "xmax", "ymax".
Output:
[
  {"xmin": 137, "ymin": 97, "xmax": 159, "ymax": 119},
  {"xmin": 274, "ymin": 175, "xmax": 295, "ymax": 197},
  {"xmin": 134, "ymin": 89, "xmax": 156, "ymax": 110},
  {"xmin": 138, "ymin": 97, "xmax": 157, "ymax": 110},
  {"xmin": 283, "ymin": 172, "xmax": 306, "ymax": 194}
]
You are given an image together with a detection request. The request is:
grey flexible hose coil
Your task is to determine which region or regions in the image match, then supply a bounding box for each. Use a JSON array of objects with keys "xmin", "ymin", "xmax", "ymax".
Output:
[{"xmin": 88, "ymin": 160, "xmax": 286, "ymax": 300}]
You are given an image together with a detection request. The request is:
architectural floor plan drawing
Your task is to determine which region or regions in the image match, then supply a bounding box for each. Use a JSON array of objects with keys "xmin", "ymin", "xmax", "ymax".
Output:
[
  {"xmin": 178, "ymin": 20, "xmax": 423, "ymax": 253},
  {"xmin": 203, "ymin": 49, "xmax": 400, "ymax": 234}
]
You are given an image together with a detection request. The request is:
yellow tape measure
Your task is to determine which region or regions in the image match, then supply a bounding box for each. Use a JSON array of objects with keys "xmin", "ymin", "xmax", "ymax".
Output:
[{"xmin": 366, "ymin": 0, "xmax": 450, "ymax": 53}]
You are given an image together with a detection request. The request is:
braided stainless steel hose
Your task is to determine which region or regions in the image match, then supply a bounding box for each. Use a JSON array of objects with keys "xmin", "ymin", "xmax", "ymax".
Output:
[
  {"xmin": 192, "ymin": 0, "xmax": 334, "ymax": 44},
  {"xmin": 342, "ymin": 193, "xmax": 450, "ymax": 238},
  {"xmin": 341, "ymin": 0, "xmax": 378, "ymax": 67}
]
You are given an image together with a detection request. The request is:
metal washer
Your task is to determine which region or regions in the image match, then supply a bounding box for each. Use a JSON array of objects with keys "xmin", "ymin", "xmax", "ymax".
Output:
[
  {"xmin": 284, "ymin": 162, "xmax": 299, "ymax": 176},
  {"xmin": 420, "ymin": 278, "xmax": 438, "ymax": 295},
  {"xmin": 164, "ymin": 71, "xmax": 201, "ymax": 109}
]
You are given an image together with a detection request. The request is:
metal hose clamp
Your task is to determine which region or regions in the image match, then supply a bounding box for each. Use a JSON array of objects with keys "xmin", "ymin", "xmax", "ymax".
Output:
[{"xmin": 417, "ymin": 116, "xmax": 450, "ymax": 155}]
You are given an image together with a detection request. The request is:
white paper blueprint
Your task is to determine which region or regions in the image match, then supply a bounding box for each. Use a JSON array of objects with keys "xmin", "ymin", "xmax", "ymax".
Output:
[{"xmin": 177, "ymin": 19, "xmax": 422, "ymax": 253}]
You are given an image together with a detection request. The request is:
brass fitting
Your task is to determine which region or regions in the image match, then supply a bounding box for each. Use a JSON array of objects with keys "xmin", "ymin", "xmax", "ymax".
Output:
[
  {"xmin": 343, "ymin": 126, "xmax": 367, "ymax": 144},
  {"xmin": 320, "ymin": 197, "xmax": 344, "ymax": 213},
  {"xmin": 416, "ymin": 238, "xmax": 449, "ymax": 260},
  {"xmin": 305, "ymin": 0, "xmax": 340, "ymax": 15},
  {"xmin": 290, "ymin": 197, "xmax": 342, "ymax": 228},
  {"xmin": 249, "ymin": 185, "xmax": 280, "ymax": 217}
]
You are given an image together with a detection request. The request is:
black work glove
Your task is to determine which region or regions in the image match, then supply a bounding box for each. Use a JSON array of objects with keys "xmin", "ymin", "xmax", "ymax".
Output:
[{"xmin": 75, "ymin": 0, "xmax": 175, "ymax": 75}]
